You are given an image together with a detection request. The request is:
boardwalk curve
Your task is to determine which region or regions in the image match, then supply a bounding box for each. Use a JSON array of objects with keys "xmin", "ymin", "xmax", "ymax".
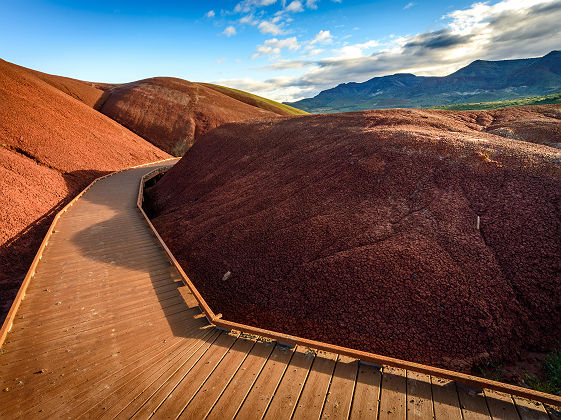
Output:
[{"xmin": 0, "ymin": 162, "xmax": 559, "ymax": 419}]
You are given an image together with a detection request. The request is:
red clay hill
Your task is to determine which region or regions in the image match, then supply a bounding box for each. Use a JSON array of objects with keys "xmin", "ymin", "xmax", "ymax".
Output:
[
  {"xmin": 0, "ymin": 59, "xmax": 170, "ymax": 323},
  {"xmin": 482, "ymin": 105, "xmax": 561, "ymax": 149},
  {"xmin": 97, "ymin": 78, "xmax": 277, "ymax": 155},
  {"xmin": 147, "ymin": 107, "xmax": 561, "ymax": 372}
]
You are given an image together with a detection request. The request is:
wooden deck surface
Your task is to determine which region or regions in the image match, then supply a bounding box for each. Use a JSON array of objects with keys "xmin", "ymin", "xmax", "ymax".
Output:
[{"xmin": 0, "ymin": 163, "xmax": 559, "ymax": 419}]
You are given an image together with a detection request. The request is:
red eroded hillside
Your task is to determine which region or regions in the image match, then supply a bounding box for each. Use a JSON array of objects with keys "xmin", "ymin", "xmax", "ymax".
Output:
[
  {"xmin": 97, "ymin": 77, "xmax": 277, "ymax": 156},
  {"xmin": 2, "ymin": 60, "xmax": 107, "ymax": 108},
  {"xmin": 482, "ymin": 105, "xmax": 561, "ymax": 149},
  {"xmin": 147, "ymin": 107, "xmax": 561, "ymax": 371},
  {"xmin": 0, "ymin": 59, "xmax": 170, "ymax": 323}
]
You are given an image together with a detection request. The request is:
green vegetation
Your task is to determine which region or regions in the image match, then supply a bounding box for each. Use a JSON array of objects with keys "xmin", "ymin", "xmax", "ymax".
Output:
[
  {"xmin": 474, "ymin": 362, "xmax": 504, "ymax": 382},
  {"xmin": 432, "ymin": 90, "xmax": 561, "ymax": 111},
  {"xmin": 473, "ymin": 350, "xmax": 561, "ymax": 397},
  {"xmin": 201, "ymin": 83, "xmax": 309, "ymax": 116},
  {"xmin": 525, "ymin": 350, "xmax": 561, "ymax": 396}
]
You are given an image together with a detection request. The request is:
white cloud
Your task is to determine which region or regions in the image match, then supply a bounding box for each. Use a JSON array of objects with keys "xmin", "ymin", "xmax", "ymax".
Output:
[
  {"xmin": 335, "ymin": 40, "xmax": 380, "ymax": 58},
  {"xmin": 403, "ymin": 2, "xmax": 415, "ymax": 10},
  {"xmin": 310, "ymin": 30, "xmax": 333, "ymax": 45},
  {"xmin": 206, "ymin": 10, "xmax": 216, "ymax": 18},
  {"xmin": 307, "ymin": 48, "xmax": 325, "ymax": 56},
  {"xmin": 285, "ymin": 0, "xmax": 304, "ymax": 12},
  {"xmin": 258, "ymin": 20, "xmax": 285, "ymax": 35},
  {"xmin": 265, "ymin": 59, "xmax": 310, "ymax": 69},
  {"xmin": 223, "ymin": 26, "xmax": 237, "ymax": 37},
  {"xmin": 215, "ymin": 78, "xmax": 274, "ymax": 93},
  {"xmin": 306, "ymin": 0, "xmax": 319, "ymax": 9},
  {"xmin": 252, "ymin": 36, "xmax": 300, "ymax": 58},
  {"xmin": 235, "ymin": 0, "xmax": 277, "ymax": 13},
  {"xmin": 240, "ymin": 14, "xmax": 259, "ymax": 25},
  {"xmin": 216, "ymin": 58, "xmax": 226, "ymax": 64}
]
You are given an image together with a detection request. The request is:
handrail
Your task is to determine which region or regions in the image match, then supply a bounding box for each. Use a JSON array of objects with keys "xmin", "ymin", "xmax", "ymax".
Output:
[
  {"xmin": 138, "ymin": 166, "xmax": 217, "ymax": 322},
  {"xmin": 0, "ymin": 158, "xmax": 177, "ymax": 348},
  {"xmin": 138, "ymin": 166, "xmax": 561, "ymax": 408}
]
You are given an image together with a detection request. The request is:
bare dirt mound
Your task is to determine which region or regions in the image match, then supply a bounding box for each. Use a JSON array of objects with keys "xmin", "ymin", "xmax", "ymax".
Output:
[
  {"xmin": 98, "ymin": 77, "xmax": 277, "ymax": 156},
  {"xmin": 0, "ymin": 59, "xmax": 170, "ymax": 323},
  {"xmin": 482, "ymin": 105, "xmax": 561, "ymax": 149},
  {"xmin": 0, "ymin": 59, "xmax": 107, "ymax": 108},
  {"xmin": 147, "ymin": 108, "xmax": 561, "ymax": 372}
]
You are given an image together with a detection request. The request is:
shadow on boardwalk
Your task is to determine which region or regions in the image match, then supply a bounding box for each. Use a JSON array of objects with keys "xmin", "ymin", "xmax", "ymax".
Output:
[{"xmin": 68, "ymin": 166, "xmax": 197, "ymax": 339}]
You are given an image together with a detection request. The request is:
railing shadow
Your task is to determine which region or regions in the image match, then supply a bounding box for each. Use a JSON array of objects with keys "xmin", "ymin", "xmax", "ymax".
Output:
[{"xmin": 65, "ymin": 165, "xmax": 203, "ymax": 341}]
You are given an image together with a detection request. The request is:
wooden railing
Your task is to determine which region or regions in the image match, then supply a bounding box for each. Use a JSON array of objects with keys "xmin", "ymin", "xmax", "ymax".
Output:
[{"xmin": 138, "ymin": 165, "xmax": 561, "ymax": 408}]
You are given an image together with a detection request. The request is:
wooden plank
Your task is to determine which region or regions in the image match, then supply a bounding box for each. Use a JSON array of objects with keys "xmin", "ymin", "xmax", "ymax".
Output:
[
  {"xmin": 514, "ymin": 397, "xmax": 550, "ymax": 420},
  {"xmin": 484, "ymin": 389, "xmax": 521, "ymax": 420},
  {"xmin": 136, "ymin": 331, "xmax": 237, "ymax": 419},
  {"xmin": 234, "ymin": 345, "xmax": 295, "ymax": 419},
  {"xmin": 20, "ymin": 265, "xmax": 179, "ymax": 300},
  {"xmin": 44, "ymin": 229, "xmax": 156, "ymax": 244},
  {"xmin": 27, "ymin": 337, "xmax": 197, "ymax": 418},
  {"xmin": 12, "ymin": 283, "xmax": 185, "ymax": 329},
  {"xmin": 14, "ymin": 284, "xmax": 187, "ymax": 326},
  {"xmin": 0, "ymin": 312, "xmax": 201, "ymax": 388},
  {"xmin": 378, "ymin": 366, "xmax": 407, "ymax": 419},
  {"xmin": 546, "ymin": 405, "xmax": 561, "ymax": 419},
  {"xmin": 0, "ymin": 309, "xmax": 199, "ymax": 376},
  {"xmin": 321, "ymin": 355, "xmax": 358, "ymax": 420},
  {"xmin": 38, "ymin": 238, "xmax": 166, "ymax": 257},
  {"xmin": 15, "ymin": 278, "xmax": 185, "ymax": 321},
  {"xmin": 431, "ymin": 376, "xmax": 462, "ymax": 419},
  {"xmin": 349, "ymin": 362, "xmax": 382, "ymax": 420},
  {"xmin": 21, "ymin": 266, "xmax": 179, "ymax": 300},
  {"xmin": 33, "ymin": 250, "xmax": 170, "ymax": 275},
  {"xmin": 114, "ymin": 330, "xmax": 222, "ymax": 419},
  {"xmin": 205, "ymin": 340, "xmax": 276, "ymax": 420},
  {"xmin": 42, "ymin": 239, "xmax": 161, "ymax": 259},
  {"xmin": 292, "ymin": 350, "xmax": 338, "ymax": 420},
  {"xmin": 262, "ymin": 346, "xmax": 315, "ymax": 420},
  {"xmin": 2, "ymin": 301, "xmax": 192, "ymax": 353},
  {"xmin": 456, "ymin": 382, "xmax": 491, "ymax": 420},
  {"xmin": 406, "ymin": 370, "xmax": 434, "ymax": 420},
  {"xmin": 1, "ymin": 335, "xmax": 186, "ymax": 418},
  {"xmin": 177, "ymin": 337, "xmax": 256, "ymax": 418},
  {"xmin": 0, "ymin": 165, "xmax": 108, "ymax": 349},
  {"xmin": 73, "ymin": 329, "xmax": 220, "ymax": 418},
  {"xmin": 1, "ymin": 318, "xmax": 209, "ymax": 416}
]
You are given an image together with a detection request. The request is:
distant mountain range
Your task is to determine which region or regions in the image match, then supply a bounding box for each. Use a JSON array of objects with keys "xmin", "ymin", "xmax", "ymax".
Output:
[{"xmin": 286, "ymin": 51, "xmax": 561, "ymax": 113}]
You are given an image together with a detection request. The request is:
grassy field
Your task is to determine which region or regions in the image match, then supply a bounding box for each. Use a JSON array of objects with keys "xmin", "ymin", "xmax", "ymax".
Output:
[
  {"xmin": 432, "ymin": 90, "xmax": 561, "ymax": 111},
  {"xmin": 201, "ymin": 83, "xmax": 309, "ymax": 116}
]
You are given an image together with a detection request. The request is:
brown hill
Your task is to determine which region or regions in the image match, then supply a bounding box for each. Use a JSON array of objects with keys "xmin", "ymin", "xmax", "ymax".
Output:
[
  {"xmin": 482, "ymin": 105, "xmax": 561, "ymax": 149},
  {"xmin": 97, "ymin": 78, "xmax": 278, "ymax": 156},
  {"xmin": 0, "ymin": 59, "xmax": 170, "ymax": 323},
  {"xmin": 146, "ymin": 106, "xmax": 561, "ymax": 372},
  {"xmin": 1, "ymin": 60, "xmax": 107, "ymax": 108}
]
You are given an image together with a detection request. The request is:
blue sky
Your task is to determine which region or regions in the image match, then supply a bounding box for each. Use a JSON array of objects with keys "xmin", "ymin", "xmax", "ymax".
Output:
[{"xmin": 1, "ymin": 0, "xmax": 561, "ymax": 101}]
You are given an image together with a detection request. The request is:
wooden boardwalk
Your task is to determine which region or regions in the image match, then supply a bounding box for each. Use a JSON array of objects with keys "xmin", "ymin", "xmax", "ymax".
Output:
[{"xmin": 0, "ymin": 162, "xmax": 558, "ymax": 419}]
